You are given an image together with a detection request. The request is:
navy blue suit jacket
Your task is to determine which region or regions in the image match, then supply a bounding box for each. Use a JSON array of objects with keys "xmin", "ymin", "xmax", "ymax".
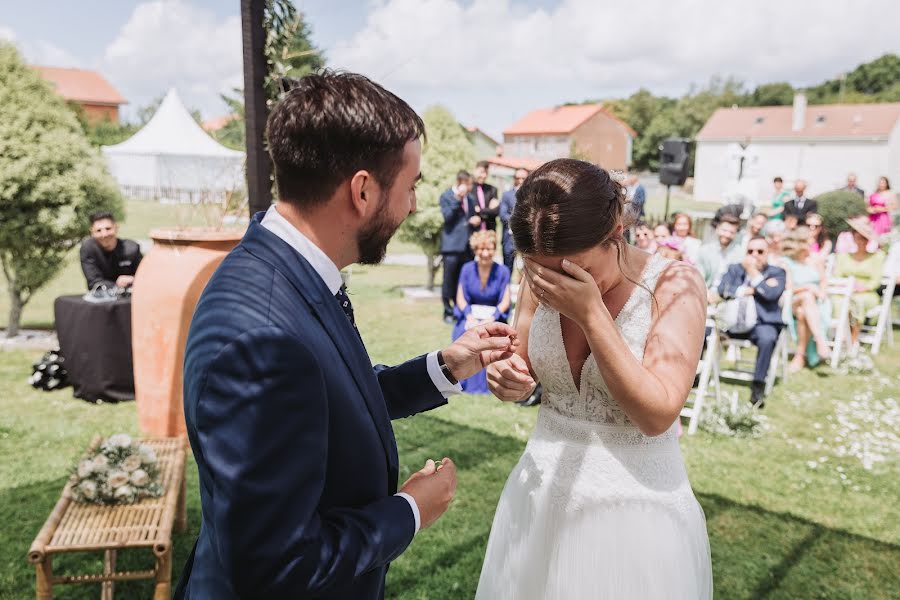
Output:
[
  {"xmin": 439, "ymin": 188, "xmax": 476, "ymax": 253},
  {"xmin": 176, "ymin": 214, "xmax": 447, "ymax": 599},
  {"xmin": 717, "ymin": 263, "xmax": 786, "ymax": 326},
  {"xmin": 499, "ymin": 188, "xmax": 517, "ymax": 256}
]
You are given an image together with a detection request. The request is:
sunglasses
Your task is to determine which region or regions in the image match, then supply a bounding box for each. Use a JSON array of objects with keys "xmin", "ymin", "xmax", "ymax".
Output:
[{"xmin": 747, "ymin": 248, "xmax": 766, "ymax": 255}]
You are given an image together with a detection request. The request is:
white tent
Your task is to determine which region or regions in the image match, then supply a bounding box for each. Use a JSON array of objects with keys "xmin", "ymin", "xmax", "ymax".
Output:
[{"xmin": 102, "ymin": 88, "xmax": 245, "ymax": 202}]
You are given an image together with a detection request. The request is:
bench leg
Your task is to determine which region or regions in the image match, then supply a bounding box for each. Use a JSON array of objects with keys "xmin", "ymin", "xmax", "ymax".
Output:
[
  {"xmin": 101, "ymin": 550, "xmax": 116, "ymax": 600},
  {"xmin": 35, "ymin": 557, "xmax": 53, "ymax": 600},
  {"xmin": 176, "ymin": 474, "xmax": 187, "ymax": 534},
  {"xmin": 153, "ymin": 549, "xmax": 172, "ymax": 600}
]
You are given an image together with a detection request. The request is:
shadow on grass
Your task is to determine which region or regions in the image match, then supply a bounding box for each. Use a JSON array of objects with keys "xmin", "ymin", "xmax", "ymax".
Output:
[{"xmin": 2, "ymin": 416, "xmax": 896, "ymax": 599}]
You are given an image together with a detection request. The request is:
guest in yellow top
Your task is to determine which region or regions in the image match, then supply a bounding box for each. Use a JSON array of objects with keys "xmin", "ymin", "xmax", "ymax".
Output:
[{"xmin": 832, "ymin": 217, "xmax": 885, "ymax": 351}]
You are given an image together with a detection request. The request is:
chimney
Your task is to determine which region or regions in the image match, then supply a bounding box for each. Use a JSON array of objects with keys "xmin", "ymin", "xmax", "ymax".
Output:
[{"xmin": 792, "ymin": 92, "xmax": 807, "ymax": 132}]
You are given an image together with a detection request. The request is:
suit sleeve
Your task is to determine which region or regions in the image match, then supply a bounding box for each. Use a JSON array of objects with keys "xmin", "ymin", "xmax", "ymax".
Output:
[
  {"xmin": 499, "ymin": 192, "xmax": 512, "ymax": 225},
  {"xmin": 752, "ymin": 268, "xmax": 786, "ymax": 302},
  {"xmin": 440, "ymin": 191, "xmax": 465, "ymax": 226},
  {"xmin": 375, "ymin": 354, "xmax": 447, "ymax": 420},
  {"xmin": 196, "ymin": 327, "xmax": 415, "ymax": 597},
  {"xmin": 481, "ymin": 186, "xmax": 500, "ymax": 219},
  {"xmin": 80, "ymin": 242, "xmax": 114, "ymax": 290},
  {"xmin": 717, "ymin": 266, "xmax": 739, "ymax": 299}
]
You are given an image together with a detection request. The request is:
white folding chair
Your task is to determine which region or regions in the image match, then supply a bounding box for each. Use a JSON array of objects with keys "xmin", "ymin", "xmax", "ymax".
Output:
[
  {"xmin": 859, "ymin": 275, "xmax": 896, "ymax": 355},
  {"xmin": 825, "ymin": 276, "xmax": 855, "ymax": 368},
  {"xmin": 824, "ymin": 253, "xmax": 837, "ymax": 277},
  {"xmin": 717, "ymin": 328, "xmax": 788, "ymax": 397},
  {"xmin": 682, "ymin": 318, "xmax": 722, "ymax": 435}
]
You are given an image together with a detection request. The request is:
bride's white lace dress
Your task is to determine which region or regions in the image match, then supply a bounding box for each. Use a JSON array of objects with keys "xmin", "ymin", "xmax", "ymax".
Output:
[{"xmin": 476, "ymin": 253, "xmax": 712, "ymax": 599}]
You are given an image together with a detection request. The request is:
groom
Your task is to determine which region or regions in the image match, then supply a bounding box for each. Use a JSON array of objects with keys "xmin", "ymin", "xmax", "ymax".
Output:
[{"xmin": 175, "ymin": 71, "xmax": 518, "ymax": 599}]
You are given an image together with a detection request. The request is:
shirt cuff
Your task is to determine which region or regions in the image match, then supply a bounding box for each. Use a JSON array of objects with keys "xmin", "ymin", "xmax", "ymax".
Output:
[
  {"xmin": 395, "ymin": 492, "xmax": 420, "ymax": 534},
  {"xmin": 427, "ymin": 351, "xmax": 462, "ymax": 397}
]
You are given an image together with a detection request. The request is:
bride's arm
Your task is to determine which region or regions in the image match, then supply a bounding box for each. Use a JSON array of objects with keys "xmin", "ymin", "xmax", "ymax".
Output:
[
  {"xmin": 530, "ymin": 259, "xmax": 706, "ymax": 436},
  {"xmin": 486, "ymin": 276, "xmax": 539, "ymax": 401}
]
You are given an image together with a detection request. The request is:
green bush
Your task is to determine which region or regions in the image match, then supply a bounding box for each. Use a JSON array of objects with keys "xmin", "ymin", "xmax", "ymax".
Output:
[{"xmin": 814, "ymin": 189, "xmax": 867, "ymax": 240}]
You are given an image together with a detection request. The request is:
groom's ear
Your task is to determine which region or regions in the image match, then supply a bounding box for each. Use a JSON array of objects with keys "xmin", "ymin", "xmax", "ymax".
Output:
[{"xmin": 349, "ymin": 170, "xmax": 375, "ymax": 218}]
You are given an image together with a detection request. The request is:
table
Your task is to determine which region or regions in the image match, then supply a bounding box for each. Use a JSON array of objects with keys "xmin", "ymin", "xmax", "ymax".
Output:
[
  {"xmin": 28, "ymin": 436, "xmax": 187, "ymax": 600},
  {"xmin": 54, "ymin": 295, "xmax": 134, "ymax": 402}
]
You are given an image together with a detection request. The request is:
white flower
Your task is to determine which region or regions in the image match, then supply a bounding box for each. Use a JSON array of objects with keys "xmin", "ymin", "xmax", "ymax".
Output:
[
  {"xmin": 79, "ymin": 480, "xmax": 97, "ymax": 499},
  {"xmin": 77, "ymin": 460, "xmax": 94, "ymax": 479},
  {"xmin": 108, "ymin": 434, "xmax": 133, "ymax": 449},
  {"xmin": 91, "ymin": 454, "xmax": 109, "ymax": 472},
  {"xmin": 121, "ymin": 454, "xmax": 142, "ymax": 472},
  {"xmin": 107, "ymin": 470, "xmax": 129, "ymax": 488},
  {"xmin": 139, "ymin": 445, "xmax": 157, "ymax": 465},
  {"xmin": 130, "ymin": 469, "xmax": 150, "ymax": 487},
  {"xmin": 114, "ymin": 485, "xmax": 134, "ymax": 501}
]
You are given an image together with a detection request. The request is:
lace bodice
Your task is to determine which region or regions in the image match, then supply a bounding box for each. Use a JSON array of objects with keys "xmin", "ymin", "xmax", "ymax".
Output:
[{"xmin": 529, "ymin": 253, "xmax": 672, "ymax": 427}]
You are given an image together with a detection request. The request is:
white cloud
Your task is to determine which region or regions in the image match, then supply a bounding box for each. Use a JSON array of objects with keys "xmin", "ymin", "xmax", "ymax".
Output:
[
  {"xmin": 0, "ymin": 25, "xmax": 79, "ymax": 67},
  {"xmin": 102, "ymin": 0, "xmax": 242, "ymax": 119},
  {"xmin": 330, "ymin": 0, "xmax": 900, "ymax": 136}
]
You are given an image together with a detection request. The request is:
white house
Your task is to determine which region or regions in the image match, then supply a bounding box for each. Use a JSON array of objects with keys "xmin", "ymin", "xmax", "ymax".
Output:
[{"xmin": 693, "ymin": 94, "xmax": 900, "ymax": 205}]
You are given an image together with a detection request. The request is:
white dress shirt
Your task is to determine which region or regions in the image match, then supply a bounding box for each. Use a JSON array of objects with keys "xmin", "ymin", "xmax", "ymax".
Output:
[{"xmin": 261, "ymin": 204, "xmax": 461, "ymax": 533}]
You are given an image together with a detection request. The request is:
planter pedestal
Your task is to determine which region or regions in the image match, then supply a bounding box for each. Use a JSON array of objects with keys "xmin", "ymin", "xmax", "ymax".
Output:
[{"xmin": 132, "ymin": 229, "xmax": 243, "ymax": 437}]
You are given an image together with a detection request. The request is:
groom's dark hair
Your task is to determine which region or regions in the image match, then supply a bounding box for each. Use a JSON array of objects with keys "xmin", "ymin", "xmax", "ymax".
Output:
[{"xmin": 266, "ymin": 70, "xmax": 425, "ymax": 210}]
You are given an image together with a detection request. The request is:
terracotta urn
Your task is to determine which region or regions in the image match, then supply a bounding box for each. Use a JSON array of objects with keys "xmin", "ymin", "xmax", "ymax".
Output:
[{"xmin": 131, "ymin": 228, "xmax": 244, "ymax": 437}]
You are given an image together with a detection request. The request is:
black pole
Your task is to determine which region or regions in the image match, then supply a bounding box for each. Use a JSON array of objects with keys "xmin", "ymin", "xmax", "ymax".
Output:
[
  {"xmin": 241, "ymin": 0, "xmax": 272, "ymax": 216},
  {"xmin": 664, "ymin": 184, "xmax": 671, "ymax": 221}
]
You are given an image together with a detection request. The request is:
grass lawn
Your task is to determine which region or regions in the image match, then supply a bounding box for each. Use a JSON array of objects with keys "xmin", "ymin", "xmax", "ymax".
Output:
[{"xmin": 1, "ymin": 260, "xmax": 898, "ymax": 599}]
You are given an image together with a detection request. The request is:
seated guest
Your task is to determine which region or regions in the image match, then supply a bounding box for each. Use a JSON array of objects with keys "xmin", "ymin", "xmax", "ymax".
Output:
[
  {"xmin": 453, "ymin": 230, "xmax": 511, "ymax": 393},
  {"xmin": 805, "ymin": 213, "xmax": 832, "ymax": 258},
  {"xmin": 633, "ymin": 221, "xmax": 656, "ymax": 253},
  {"xmin": 672, "ymin": 212, "xmax": 702, "ymax": 263},
  {"xmin": 780, "ymin": 227, "xmax": 831, "ymax": 372},
  {"xmin": 765, "ymin": 219, "xmax": 786, "ymax": 261},
  {"xmin": 657, "ymin": 237, "xmax": 686, "ymax": 262},
  {"xmin": 832, "ymin": 217, "xmax": 886, "ymax": 353},
  {"xmin": 697, "ymin": 214, "xmax": 742, "ymax": 296},
  {"xmin": 653, "ymin": 223, "xmax": 671, "ymax": 248},
  {"xmin": 80, "ymin": 211, "xmax": 143, "ymax": 291},
  {"xmin": 718, "ymin": 236, "xmax": 787, "ymax": 407},
  {"xmin": 736, "ymin": 212, "xmax": 769, "ymax": 251}
]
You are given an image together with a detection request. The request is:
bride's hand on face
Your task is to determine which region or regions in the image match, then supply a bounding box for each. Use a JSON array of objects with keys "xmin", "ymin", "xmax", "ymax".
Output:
[{"xmin": 524, "ymin": 258, "xmax": 606, "ymax": 328}]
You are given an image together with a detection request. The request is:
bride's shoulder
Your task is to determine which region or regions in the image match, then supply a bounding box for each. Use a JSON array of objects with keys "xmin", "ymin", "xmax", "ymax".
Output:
[{"xmin": 653, "ymin": 259, "xmax": 706, "ymax": 303}]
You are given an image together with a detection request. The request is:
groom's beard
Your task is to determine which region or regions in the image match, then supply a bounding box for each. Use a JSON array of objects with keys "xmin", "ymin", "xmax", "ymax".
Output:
[{"xmin": 357, "ymin": 208, "xmax": 401, "ymax": 265}]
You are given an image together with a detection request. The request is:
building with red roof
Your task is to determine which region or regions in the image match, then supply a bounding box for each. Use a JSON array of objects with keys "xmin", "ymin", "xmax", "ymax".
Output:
[
  {"xmin": 501, "ymin": 103, "xmax": 636, "ymax": 170},
  {"xmin": 34, "ymin": 66, "xmax": 127, "ymax": 123}
]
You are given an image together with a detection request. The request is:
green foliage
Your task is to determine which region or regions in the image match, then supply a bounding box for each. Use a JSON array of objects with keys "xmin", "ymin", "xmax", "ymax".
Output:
[
  {"xmin": 398, "ymin": 105, "xmax": 476, "ymax": 287},
  {"xmin": 0, "ymin": 43, "xmax": 123, "ymax": 336},
  {"xmin": 66, "ymin": 101, "xmax": 138, "ymax": 147},
  {"xmin": 815, "ymin": 190, "xmax": 868, "ymax": 240},
  {"xmin": 212, "ymin": 87, "xmax": 246, "ymax": 150},
  {"xmin": 806, "ymin": 53, "xmax": 900, "ymax": 104},
  {"xmin": 264, "ymin": 0, "xmax": 325, "ymax": 104},
  {"xmin": 748, "ymin": 82, "xmax": 795, "ymax": 106}
]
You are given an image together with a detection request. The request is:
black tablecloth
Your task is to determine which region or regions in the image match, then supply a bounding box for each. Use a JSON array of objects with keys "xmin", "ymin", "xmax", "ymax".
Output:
[{"xmin": 54, "ymin": 295, "xmax": 134, "ymax": 402}]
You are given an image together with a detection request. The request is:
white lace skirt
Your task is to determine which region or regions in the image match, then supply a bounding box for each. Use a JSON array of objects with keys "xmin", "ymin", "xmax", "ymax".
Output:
[{"xmin": 476, "ymin": 407, "xmax": 712, "ymax": 600}]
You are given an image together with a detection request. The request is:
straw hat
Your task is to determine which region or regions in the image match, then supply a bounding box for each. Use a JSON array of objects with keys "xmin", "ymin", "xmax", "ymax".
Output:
[{"xmin": 845, "ymin": 216, "xmax": 878, "ymax": 242}]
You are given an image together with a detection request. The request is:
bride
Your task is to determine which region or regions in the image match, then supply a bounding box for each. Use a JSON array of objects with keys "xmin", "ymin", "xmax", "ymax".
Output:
[{"xmin": 477, "ymin": 159, "xmax": 712, "ymax": 599}]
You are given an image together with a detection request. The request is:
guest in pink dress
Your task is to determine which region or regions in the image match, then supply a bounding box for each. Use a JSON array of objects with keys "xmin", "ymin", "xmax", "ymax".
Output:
[{"xmin": 868, "ymin": 176, "xmax": 896, "ymax": 236}]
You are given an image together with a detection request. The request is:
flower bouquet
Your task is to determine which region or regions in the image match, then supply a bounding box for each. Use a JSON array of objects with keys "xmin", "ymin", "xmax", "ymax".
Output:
[{"xmin": 69, "ymin": 434, "xmax": 164, "ymax": 505}]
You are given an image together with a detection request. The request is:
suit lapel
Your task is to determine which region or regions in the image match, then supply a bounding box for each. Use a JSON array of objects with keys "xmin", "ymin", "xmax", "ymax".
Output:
[{"xmin": 240, "ymin": 218, "xmax": 397, "ymax": 475}]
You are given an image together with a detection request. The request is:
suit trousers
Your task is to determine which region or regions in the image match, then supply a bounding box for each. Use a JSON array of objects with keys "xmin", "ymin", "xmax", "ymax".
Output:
[
  {"xmin": 442, "ymin": 252, "xmax": 467, "ymax": 318},
  {"xmin": 503, "ymin": 248, "xmax": 516, "ymax": 275},
  {"xmin": 729, "ymin": 323, "xmax": 782, "ymax": 383}
]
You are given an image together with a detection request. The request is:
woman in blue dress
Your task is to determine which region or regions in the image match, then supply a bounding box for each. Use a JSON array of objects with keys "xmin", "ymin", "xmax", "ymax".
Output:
[
  {"xmin": 779, "ymin": 227, "xmax": 831, "ymax": 371},
  {"xmin": 452, "ymin": 230, "xmax": 512, "ymax": 393}
]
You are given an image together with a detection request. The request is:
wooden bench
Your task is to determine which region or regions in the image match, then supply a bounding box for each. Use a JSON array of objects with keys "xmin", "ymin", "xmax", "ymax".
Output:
[{"xmin": 28, "ymin": 436, "xmax": 187, "ymax": 599}]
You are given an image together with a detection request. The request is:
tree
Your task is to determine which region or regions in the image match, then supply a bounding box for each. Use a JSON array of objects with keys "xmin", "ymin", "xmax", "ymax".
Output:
[
  {"xmin": 815, "ymin": 190, "xmax": 867, "ymax": 241},
  {"xmin": 213, "ymin": 87, "xmax": 246, "ymax": 150},
  {"xmin": 749, "ymin": 82, "xmax": 794, "ymax": 106},
  {"xmin": 264, "ymin": 0, "xmax": 326, "ymax": 102},
  {"xmin": 398, "ymin": 105, "xmax": 476, "ymax": 290},
  {"xmin": 0, "ymin": 43, "xmax": 123, "ymax": 337}
]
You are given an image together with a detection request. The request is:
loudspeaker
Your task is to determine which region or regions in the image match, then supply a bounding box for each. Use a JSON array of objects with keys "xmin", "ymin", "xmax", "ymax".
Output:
[{"xmin": 659, "ymin": 138, "xmax": 690, "ymax": 186}]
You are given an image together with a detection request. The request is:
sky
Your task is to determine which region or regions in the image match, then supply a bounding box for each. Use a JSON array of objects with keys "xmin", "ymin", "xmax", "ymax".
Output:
[{"xmin": 1, "ymin": 0, "xmax": 898, "ymax": 139}]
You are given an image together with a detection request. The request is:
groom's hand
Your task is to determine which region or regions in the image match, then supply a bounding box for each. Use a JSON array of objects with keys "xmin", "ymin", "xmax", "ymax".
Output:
[
  {"xmin": 442, "ymin": 322, "xmax": 519, "ymax": 382},
  {"xmin": 400, "ymin": 458, "xmax": 457, "ymax": 530}
]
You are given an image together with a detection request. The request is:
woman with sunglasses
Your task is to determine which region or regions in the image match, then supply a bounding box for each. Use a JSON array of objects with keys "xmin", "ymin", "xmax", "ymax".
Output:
[{"xmin": 805, "ymin": 213, "xmax": 832, "ymax": 258}]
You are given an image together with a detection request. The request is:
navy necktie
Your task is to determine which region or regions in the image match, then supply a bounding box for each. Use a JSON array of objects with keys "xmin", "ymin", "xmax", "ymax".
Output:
[{"xmin": 335, "ymin": 285, "xmax": 356, "ymax": 329}]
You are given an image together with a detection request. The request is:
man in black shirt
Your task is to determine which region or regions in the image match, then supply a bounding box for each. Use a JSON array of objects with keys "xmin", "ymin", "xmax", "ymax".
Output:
[{"xmin": 79, "ymin": 211, "xmax": 143, "ymax": 290}]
